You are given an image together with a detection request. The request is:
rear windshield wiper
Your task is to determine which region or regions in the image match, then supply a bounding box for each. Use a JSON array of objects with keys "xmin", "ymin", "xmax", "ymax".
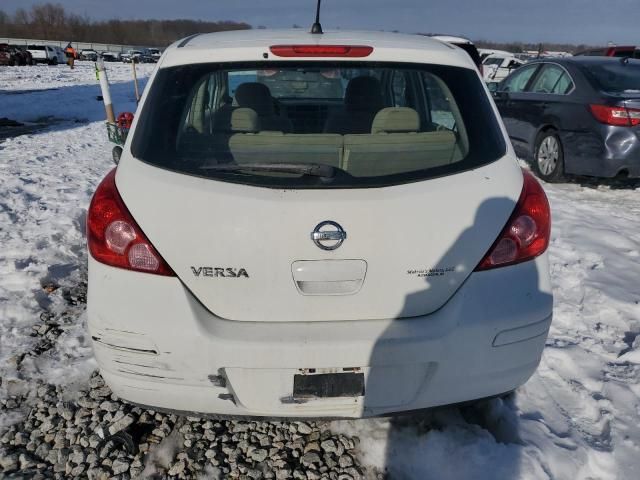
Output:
[{"xmin": 200, "ymin": 162, "xmax": 337, "ymax": 179}]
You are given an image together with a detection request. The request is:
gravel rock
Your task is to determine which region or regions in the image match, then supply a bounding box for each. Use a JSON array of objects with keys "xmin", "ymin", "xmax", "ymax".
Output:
[
  {"xmin": 321, "ymin": 439, "xmax": 338, "ymax": 454},
  {"xmin": 339, "ymin": 454, "xmax": 354, "ymax": 468},
  {"xmin": 108, "ymin": 413, "xmax": 136, "ymax": 435},
  {"xmin": 301, "ymin": 451, "xmax": 322, "ymax": 467},
  {"xmin": 296, "ymin": 422, "xmax": 313, "ymax": 435},
  {"xmin": 0, "ymin": 366, "xmax": 366, "ymax": 479},
  {"xmin": 168, "ymin": 459, "xmax": 186, "ymax": 476},
  {"xmin": 250, "ymin": 448, "xmax": 269, "ymax": 463},
  {"xmin": 112, "ymin": 457, "xmax": 130, "ymax": 474},
  {"xmin": 0, "ymin": 451, "xmax": 19, "ymax": 472}
]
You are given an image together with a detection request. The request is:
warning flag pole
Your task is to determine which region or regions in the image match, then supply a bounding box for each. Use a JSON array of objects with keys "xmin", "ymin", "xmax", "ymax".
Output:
[{"xmin": 96, "ymin": 58, "xmax": 116, "ymax": 124}]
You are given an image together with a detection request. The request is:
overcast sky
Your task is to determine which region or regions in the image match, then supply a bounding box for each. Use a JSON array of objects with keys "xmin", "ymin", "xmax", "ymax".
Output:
[{"xmin": 2, "ymin": 0, "xmax": 637, "ymax": 45}]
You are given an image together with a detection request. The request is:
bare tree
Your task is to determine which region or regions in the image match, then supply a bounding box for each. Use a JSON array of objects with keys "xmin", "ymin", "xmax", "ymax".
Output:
[{"xmin": 1, "ymin": 2, "xmax": 251, "ymax": 46}]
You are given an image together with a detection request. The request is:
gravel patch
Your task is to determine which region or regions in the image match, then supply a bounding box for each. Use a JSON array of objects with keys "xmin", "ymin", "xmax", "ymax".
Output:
[
  {"xmin": 0, "ymin": 281, "xmax": 378, "ymax": 479},
  {"xmin": 0, "ymin": 372, "xmax": 372, "ymax": 479}
]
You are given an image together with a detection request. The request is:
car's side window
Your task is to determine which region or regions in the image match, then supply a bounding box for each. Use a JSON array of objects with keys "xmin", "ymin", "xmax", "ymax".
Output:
[
  {"xmin": 530, "ymin": 64, "xmax": 573, "ymax": 94},
  {"xmin": 552, "ymin": 72, "xmax": 574, "ymax": 94},
  {"xmin": 502, "ymin": 65, "xmax": 538, "ymax": 93},
  {"xmin": 391, "ymin": 71, "xmax": 408, "ymax": 107}
]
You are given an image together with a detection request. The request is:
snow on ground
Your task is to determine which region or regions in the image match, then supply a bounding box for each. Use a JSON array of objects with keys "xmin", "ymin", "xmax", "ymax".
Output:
[
  {"xmin": 1, "ymin": 64, "xmax": 640, "ymax": 479},
  {"xmin": 334, "ymin": 176, "xmax": 640, "ymax": 479},
  {"xmin": 0, "ymin": 62, "xmax": 153, "ymax": 403},
  {"xmin": 0, "ymin": 61, "xmax": 155, "ymax": 122}
]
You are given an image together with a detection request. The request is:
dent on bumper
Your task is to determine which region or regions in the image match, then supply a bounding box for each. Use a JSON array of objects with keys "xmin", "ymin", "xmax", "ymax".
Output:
[
  {"xmin": 564, "ymin": 129, "xmax": 640, "ymax": 178},
  {"xmin": 88, "ymin": 254, "xmax": 553, "ymax": 418}
]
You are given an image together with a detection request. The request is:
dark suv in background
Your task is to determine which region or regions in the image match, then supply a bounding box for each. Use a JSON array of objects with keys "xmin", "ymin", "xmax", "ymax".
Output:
[{"xmin": 494, "ymin": 57, "xmax": 640, "ymax": 181}]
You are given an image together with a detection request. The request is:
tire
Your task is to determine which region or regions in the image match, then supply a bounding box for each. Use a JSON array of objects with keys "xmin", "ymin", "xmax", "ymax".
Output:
[
  {"xmin": 533, "ymin": 130, "xmax": 565, "ymax": 182},
  {"xmin": 112, "ymin": 146, "xmax": 123, "ymax": 165}
]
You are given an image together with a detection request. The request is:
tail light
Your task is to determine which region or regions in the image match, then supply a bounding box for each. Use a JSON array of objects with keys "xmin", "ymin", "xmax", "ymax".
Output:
[
  {"xmin": 475, "ymin": 170, "xmax": 551, "ymax": 271},
  {"xmin": 269, "ymin": 45, "xmax": 373, "ymax": 57},
  {"xmin": 589, "ymin": 104, "xmax": 640, "ymax": 127},
  {"xmin": 87, "ymin": 169, "xmax": 175, "ymax": 276}
]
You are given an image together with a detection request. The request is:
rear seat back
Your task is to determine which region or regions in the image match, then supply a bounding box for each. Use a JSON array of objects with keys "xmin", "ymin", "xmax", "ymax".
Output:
[
  {"xmin": 226, "ymin": 107, "xmax": 461, "ymax": 175},
  {"xmin": 343, "ymin": 107, "xmax": 460, "ymax": 176},
  {"xmin": 230, "ymin": 131, "xmax": 343, "ymax": 167}
]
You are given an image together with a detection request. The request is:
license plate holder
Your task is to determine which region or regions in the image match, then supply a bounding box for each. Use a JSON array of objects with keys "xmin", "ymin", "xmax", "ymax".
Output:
[{"xmin": 293, "ymin": 372, "xmax": 365, "ymax": 399}]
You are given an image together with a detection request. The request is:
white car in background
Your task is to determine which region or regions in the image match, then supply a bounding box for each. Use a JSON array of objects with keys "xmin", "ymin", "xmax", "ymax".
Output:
[
  {"xmin": 87, "ymin": 29, "xmax": 553, "ymax": 418},
  {"xmin": 483, "ymin": 52, "xmax": 525, "ymax": 83},
  {"xmin": 27, "ymin": 44, "xmax": 63, "ymax": 65},
  {"xmin": 148, "ymin": 47, "xmax": 162, "ymax": 62},
  {"xmin": 80, "ymin": 49, "xmax": 99, "ymax": 61}
]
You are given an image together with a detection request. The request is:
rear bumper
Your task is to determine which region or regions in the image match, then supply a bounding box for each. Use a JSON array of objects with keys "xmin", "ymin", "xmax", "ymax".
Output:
[
  {"xmin": 563, "ymin": 128, "xmax": 640, "ymax": 178},
  {"xmin": 88, "ymin": 254, "xmax": 553, "ymax": 418}
]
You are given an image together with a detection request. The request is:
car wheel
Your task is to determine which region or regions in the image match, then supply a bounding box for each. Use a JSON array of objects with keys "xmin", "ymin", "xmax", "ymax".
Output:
[
  {"xmin": 534, "ymin": 130, "xmax": 564, "ymax": 182},
  {"xmin": 112, "ymin": 146, "xmax": 123, "ymax": 165}
]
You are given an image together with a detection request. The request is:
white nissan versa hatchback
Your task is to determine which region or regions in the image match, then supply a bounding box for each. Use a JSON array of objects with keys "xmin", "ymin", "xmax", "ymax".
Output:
[{"xmin": 87, "ymin": 29, "xmax": 553, "ymax": 418}]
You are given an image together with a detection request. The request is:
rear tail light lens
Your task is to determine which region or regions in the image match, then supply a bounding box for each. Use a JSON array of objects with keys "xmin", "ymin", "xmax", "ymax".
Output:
[
  {"xmin": 269, "ymin": 45, "xmax": 373, "ymax": 57},
  {"xmin": 589, "ymin": 104, "xmax": 640, "ymax": 126},
  {"xmin": 475, "ymin": 170, "xmax": 551, "ymax": 271},
  {"xmin": 87, "ymin": 169, "xmax": 175, "ymax": 276}
]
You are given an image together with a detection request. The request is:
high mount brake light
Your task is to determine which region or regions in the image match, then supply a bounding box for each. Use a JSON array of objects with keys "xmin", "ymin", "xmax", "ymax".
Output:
[
  {"xmin": 590, "ymin": 104, "xmax": 640, "ymax": 127},
  {"xmin": 87, "ymin": 169, "xmax": 175, "ymax": 276},
  {"xmin": 269, "ymin": 45, "xmax": 374, "ymax": 58},
  {"xmin": 475, "ymin": 170, "xmax": 551, "ymax": 271}
]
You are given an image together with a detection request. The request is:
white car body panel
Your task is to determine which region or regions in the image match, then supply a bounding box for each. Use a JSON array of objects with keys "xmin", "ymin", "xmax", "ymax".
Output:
[
  {"xmin": 88, "ymin": 253, "xmax": 552, "ymax": 418},
  {"xmin": 116, "ymin": 153, "xmax": 522, "ymax": 322},
  {"xmin": 88, "ymin": 29, "xmax": 552, "ymax": 417},
  {"xmin": 161, "ymin": 30, "xmax": 474, "ymax": 69}
]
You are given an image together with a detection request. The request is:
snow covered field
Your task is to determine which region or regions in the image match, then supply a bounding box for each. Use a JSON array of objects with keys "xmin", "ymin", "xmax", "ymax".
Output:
[{"xmin": 1, "ymin": 62, "xmax": 639, "ymax": 479}]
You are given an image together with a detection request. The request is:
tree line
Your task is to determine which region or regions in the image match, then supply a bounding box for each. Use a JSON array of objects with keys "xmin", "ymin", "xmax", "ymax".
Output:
[{"xmin": 0, "ymin": 3, "xmax": 251, "ymax": 47}]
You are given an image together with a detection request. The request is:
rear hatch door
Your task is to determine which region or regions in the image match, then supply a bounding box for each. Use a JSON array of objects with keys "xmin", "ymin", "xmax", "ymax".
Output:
[{"xmin": 116, "ymin": 157, "xmax": 522, "ymax": 322}]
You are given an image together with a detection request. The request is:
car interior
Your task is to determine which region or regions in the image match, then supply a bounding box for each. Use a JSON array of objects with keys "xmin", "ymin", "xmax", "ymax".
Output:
[{"xmin": 176, "ymin": 68, "xmax": 468, "ymax": 178}]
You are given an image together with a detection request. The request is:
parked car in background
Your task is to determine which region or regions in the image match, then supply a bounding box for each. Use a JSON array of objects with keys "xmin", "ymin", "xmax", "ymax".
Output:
[
  {"xmin": 483, "ymin": 53, "xmax": 525, "ymax": 84},
  {"xmin": 0, "ymin": 44, "xmax": 34, "ymax": 66},
  {"xmin": 80, "ymin": 49, "xmax": 99, "ymax": 61},
  {"xmin": 575, "ymin": 45, "xmax": 640, "ymax": 59},
  {"xmin": 53, "ymin": 46, "xmax": 67, "ymax": 64},
  {"xmin": 100, "ymin": 51, "xmax": 121, "ymax": 62},
  {"xmin": 494, "ymin": 57, "xmax": 640, "ymax": 181},
  {"xmin": 479, "ymin": 48, "xmax": 512, "ymax": 62},
  {"xmin": 429, "ymin": 35, "xmax": 483, "ymax": 73},
  {"xmin": 12, "ymin": 46, "xmax": 34, "ymax": 65},
  {"xmin": 122, "ymin": 50, "xmax": 152, "ymax": 63},
  {"xmin": 148, "ymin": 48, "xmax": 162, "ymax": 62},
  {"xmin": 27, "ymin": 44, "xmax": 60, "ymax": 65},
  {"xmin": 87, "ymin": 29, "xmax": 552, "ymax": 418},
  {"xmin": 0, "ymin": 44, "xmax": 12, "ymax": 66}
]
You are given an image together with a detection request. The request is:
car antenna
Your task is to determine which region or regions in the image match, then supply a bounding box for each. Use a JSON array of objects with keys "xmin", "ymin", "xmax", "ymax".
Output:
[{"xmin": 311, "ymin": 0, "xmax": 323, "ymax": 34}]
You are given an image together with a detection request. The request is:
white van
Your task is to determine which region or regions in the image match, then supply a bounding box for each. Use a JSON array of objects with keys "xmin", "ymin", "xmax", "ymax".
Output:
[{"xmin": 87, "ymin": 29, "xmax": 553, "ymax": 418}]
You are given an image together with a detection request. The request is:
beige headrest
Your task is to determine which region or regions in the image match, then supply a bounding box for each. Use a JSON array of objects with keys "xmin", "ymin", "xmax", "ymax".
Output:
[
  {"xmin": 371, "ymin": 107, "xmax": 420, "ymax": 134},
  {"xmin": 231, "ymin": 108, "xmax": 260, "ymax": 133}
]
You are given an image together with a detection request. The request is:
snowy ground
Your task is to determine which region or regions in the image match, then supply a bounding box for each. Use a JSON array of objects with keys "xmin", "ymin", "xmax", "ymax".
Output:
[{"xmin": 1, "ymin": 62, "xmax": 639, "ymax": 479}]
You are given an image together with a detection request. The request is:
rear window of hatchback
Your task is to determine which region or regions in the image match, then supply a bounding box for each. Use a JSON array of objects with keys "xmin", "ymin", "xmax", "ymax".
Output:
[{"xmin": 131, "ymin": 61, "xmax": 506, "ymax": 188}]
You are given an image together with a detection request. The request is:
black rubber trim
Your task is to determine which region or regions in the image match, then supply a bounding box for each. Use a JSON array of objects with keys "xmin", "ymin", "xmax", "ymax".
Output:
[{"xmin": 177, "ymin": 34, "xmax": 201, "ymax": 48}]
